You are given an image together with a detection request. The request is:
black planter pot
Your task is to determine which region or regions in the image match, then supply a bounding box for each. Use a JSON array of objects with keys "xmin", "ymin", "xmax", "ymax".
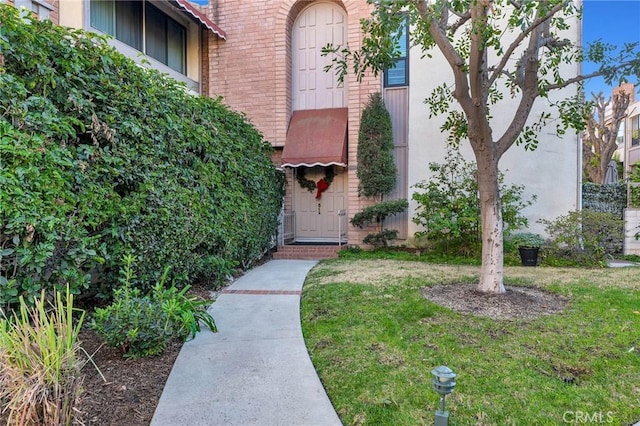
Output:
[{"xmin": 518, "ymin": 246, "xmax": 539, "ymax": 266}]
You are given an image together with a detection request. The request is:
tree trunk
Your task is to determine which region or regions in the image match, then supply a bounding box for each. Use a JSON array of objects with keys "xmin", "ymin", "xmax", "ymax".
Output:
[{"xmin": 476, "ymin": 155, "xmax": 505, "ymax": 294}]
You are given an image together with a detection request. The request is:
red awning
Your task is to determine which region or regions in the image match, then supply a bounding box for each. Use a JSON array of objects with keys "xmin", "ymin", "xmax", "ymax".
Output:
[
  {"xmin": 173, "ymin": 0, "xmax": 226, "ymax": 39},
  {"xmin": 281, "ymin": 108, "xmax": 348, "ymax": 168}
]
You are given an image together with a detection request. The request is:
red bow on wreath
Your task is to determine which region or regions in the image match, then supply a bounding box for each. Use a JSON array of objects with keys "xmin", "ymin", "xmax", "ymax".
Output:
[{"xmin": 315, "ymin": 178, "xmax": 329, "ymax": 199}]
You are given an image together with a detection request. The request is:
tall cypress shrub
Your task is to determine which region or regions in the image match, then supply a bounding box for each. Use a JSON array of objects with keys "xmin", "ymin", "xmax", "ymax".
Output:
[
  {"xmin": 357, "ymin": 93, "xmax": 396, "ymax": 198},
  {"xmin": 351, "ymin": 93, "xmax": 407, "ymax": 247}
]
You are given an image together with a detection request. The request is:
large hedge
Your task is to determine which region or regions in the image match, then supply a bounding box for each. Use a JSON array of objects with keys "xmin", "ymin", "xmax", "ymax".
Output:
[{"xmin": 0, "ymin": 6, "xmax": 284, "ymax": 306}]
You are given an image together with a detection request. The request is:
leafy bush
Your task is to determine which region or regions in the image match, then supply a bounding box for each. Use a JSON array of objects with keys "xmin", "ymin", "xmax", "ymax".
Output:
[
  {"xmin": 507, "ymin": 232, "xmax": 545, "ymax": 248},
  {"xmin": 412, "ymin": 148, "xmax": 535, "ymax": 252},
  {"xmin": 351, "ymin": 200, "xmax": 409, "ymax": 228},
  {"xmin": 0, "ymin": 5, "xmax": 284, "ymax": 306},
  {"xmin": 0, "ymin": 287, "xmax": 85, "ymax": 425},
  {"xmin": 363, "ymin": 229, "xmax": 399, "ymax": 247},
  {"xmin": 90, "ymin": 256, "xmax": 216, "ymax": 359},
  {"xmin": 150, "ymin": 273, "xmax": 217, "ymax": 341},
  {"xmin": 539, "ymin": 210, "xmax": 624, "ymax": 265},
  {"xmin": 0, "ymin": 121, "xmax": 106, "ymax": 307}
]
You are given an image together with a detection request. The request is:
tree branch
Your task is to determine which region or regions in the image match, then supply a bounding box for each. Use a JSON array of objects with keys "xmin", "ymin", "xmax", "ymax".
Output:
[
  {"xmin": 496, "ymin": 6, "xmax": 549, "ymax": 156},
  {"xmin": 582, "ymin": 90, "xmax": 630, "ymax": 183},
  {"xmin": 541, "ymin": 60, "xmax": 639, "ymax": 91},
  {"xmin": 413, "ymin": 0, "xmax": 473, "ymax": 110},
  {"xmin": 468, "ymin": 1, "xmax": 490, "ymax": 110},
  {"xmin": 488, "ymin": 1, "xmax": 564, "ymax": 87},
  {"xmin": 449, "ymin": 12, "xmax": 471, "ymax": 34}
]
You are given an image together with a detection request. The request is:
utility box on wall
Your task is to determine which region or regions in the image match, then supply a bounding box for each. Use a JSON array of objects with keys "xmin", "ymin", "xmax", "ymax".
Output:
[{"xmin": 624, "ymin": 208, "xmax": 640, "ymax": 255}]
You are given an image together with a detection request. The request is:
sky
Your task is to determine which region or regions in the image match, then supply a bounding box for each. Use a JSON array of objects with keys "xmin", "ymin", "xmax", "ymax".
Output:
[{"xmin": 582, "ymin": 0, "xmax": 640, "ymax": 97}]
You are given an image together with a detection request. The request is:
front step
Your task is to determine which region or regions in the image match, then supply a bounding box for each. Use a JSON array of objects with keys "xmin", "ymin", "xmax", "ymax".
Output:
[{"xmin": 272, "ymin": 245, "xmax": 341, "ymax": 260}]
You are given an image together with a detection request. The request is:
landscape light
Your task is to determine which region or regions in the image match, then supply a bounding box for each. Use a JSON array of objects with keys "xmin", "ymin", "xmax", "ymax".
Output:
[{"xmin": 431, "ymin": 365, "xmax": 457, "ymax": 426}]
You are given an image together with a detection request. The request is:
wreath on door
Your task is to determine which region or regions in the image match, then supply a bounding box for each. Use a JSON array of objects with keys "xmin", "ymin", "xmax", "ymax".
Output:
[{"xmin": 296, "ymin": 166, "xmax": 335, "ymax": 199}]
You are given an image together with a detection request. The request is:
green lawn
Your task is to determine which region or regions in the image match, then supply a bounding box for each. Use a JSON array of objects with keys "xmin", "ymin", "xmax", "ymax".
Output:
[{"xmin": 301, "ymin": 260, "xmax": 640, "ymax": 425}]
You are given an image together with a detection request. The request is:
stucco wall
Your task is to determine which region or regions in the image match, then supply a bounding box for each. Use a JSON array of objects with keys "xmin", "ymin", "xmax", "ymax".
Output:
[{"xmin": 624, "ymin": 208, "xmax": 640, "ymax": 255}]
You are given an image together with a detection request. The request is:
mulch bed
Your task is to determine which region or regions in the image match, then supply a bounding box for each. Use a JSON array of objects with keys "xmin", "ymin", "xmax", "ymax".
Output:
[
  {"xmin": 78, "ymin": 281, "xmax": 218, "ymax": 425},
  {"xmin": 77, "ymin": 328, "xmax": 182, "ymax": 425},
  {"xmin": 422, "ymin": 283, "xmax": 570, "ymax": 320}
]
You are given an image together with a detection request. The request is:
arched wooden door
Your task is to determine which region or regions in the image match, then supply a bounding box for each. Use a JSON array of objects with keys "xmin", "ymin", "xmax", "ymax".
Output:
[{"xmin": 292, "ymin": 2, "xmax": 346, "ymax": 110}]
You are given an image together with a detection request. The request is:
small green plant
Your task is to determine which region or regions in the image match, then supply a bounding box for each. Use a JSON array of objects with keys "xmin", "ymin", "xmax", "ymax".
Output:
[
  {"xmin": 508, "ymin": 232, "xmax": 545, "ymax": 248},
  {"xmin": 363, "ymin": 229, "xmax": 399, "ymax": 247},
  {"xmin": 0, "ymin": 287, "xmax": 85, "ymax": 425},
  {"xmin": 338, "ymin": 245, "xmax": 363, "ymax": 257},
  {"xmin": 151, "ymin": 267, "xmax": 217, "ymax": 341},
  {"xmin": 412, "ymin": 147, "xmax": 535, "ymax": 255},
  {"xmin": 91, "ymin": 256, "xmax": 216, "ymax": 359},
  {"xmin": 351, "ymin": 200, "xmax": 409, "ymax": 248}
]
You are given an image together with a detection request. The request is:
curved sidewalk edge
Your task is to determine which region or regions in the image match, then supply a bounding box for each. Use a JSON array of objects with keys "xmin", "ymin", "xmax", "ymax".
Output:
[{"xmin": 151, "ymin": 259, "xmax": 343, "ymax": 426}]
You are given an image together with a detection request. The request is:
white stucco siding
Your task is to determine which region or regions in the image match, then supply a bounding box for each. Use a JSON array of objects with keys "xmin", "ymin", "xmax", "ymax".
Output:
[{"xmin": 405, "ymin": 11, "xmax": 581, "ymax": 238}]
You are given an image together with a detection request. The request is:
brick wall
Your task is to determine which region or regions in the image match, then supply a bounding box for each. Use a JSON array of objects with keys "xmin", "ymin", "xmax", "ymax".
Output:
[
  {"xmin": 204, "ymin": 0, "xmax": 383, "ymax": 246},
  {"xmin": 48, "ymin": 0, "xmax": 59, "ymax": 25}
]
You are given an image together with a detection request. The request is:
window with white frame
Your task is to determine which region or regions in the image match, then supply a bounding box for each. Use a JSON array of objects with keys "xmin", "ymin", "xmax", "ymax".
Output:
[
  {"xmin": 90, "ymin": 0, "xmax": 186, "ymax": 75},
  {"xmin": 632, "ymin": 115, "xmax": 640, "ymax": 147}
]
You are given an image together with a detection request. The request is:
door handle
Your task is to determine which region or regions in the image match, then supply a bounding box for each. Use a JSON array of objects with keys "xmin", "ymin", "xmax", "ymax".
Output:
[{"xmin": 318, "ymin": 203, "xmax": 321, "ymax": 214}]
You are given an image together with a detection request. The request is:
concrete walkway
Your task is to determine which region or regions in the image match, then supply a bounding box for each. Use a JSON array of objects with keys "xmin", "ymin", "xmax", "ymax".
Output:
[{"xmin": 151, "ymin": 259, "xmax": 342, "ymax": 426}]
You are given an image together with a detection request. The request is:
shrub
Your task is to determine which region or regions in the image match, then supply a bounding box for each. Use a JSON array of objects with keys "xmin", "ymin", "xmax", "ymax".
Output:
[
  {"xmin": 357, "ymin": 92, "xmax": 396, "ymax": 197},
  {"xmin": 351, "ymin": 200, "xmax": 409, "ymax": 248},
  {"xmin": 351, "ymin": 200, "xmax": 410, "ymax": 228},
  {"xmin": 0, "ymin": 5, "xmax": 284, "ymax": 305},
  {"xmin": 507, "ymin": 232, "xmax": 545, "ymax": 248},
  {"xmin": 539, "ymin": 210, "xmax": 624, "ymax": 265},
  {"xmin": 354, "ymin": 92, "xmax": 407, "ymax": 246},
  {"xmin": 412, "ymin": 148, "xmax": 534, "ymax": 254},
  {"xmin": 0, "ymin": 287, "xmax": 85, "ymax": 425},
  {"xmin": 0, "ymin": 121, "xmax": 105, "ymax": 307},
  {"xmin": 91, "ymin": 256, "xmax": 216, "ymax": 359},
  {"xmin": 363, "ymin": 229, "xmax": 399, "ymax": 247}
]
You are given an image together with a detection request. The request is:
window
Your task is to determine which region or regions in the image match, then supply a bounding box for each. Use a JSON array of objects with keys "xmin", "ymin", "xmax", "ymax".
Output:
[
  {"xmin": 632, "ymin": 116, "xmax": 640, "ymax": 147},
  {"xmin": 90, "ymin": 0, "xmax": 186, "ymax": 74},
  {"xmin": 14, "ymin": 0, "xmax": 54, "ymax": 20},
  {"xmin": 384, "ymin": 17, "xmax": 409, "ymax": 87}
]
